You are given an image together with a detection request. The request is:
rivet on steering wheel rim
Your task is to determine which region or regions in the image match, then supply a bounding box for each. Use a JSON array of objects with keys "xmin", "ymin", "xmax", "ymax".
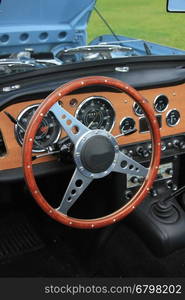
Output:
[{"xmin": 23, "ymin": 76, "xmax": 161, "ymax": 229}]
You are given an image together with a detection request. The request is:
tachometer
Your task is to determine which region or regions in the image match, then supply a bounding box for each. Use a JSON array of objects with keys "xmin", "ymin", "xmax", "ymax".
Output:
[
  {"xmin": 75, "ymin": 96, "xmax": 115, "ymax": 131},
  {"xmin": 15, "ymin": 104, "xmax": 61, "ymax": 152}
]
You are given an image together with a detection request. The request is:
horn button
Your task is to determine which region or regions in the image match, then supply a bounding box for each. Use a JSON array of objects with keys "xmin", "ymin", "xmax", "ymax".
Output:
[{"xmin": 80, "ymin": 135, "xmax": 115, "ymax": 173}]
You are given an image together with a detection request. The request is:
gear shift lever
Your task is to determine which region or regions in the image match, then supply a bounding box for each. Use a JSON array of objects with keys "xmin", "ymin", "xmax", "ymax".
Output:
[{"xmin": 151, "ymin": 186, "xmax": 180, "ymax": 223}]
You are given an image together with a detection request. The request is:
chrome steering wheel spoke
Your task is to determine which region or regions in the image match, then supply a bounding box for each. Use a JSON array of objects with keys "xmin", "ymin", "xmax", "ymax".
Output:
[
  {"xmin": 50, "ymin": 102, "xmax": 89, "ymax": 144},
  {"xmin": 57, "ymin": 168, "xmax": 93, "ymax": 215},
  {"xmin": 23, "ymin": 76, "xmax": 161, "ymax": 229},
  {"xmin": 113, "ymin": 150, "xmax": 148, "ymax": 177}
]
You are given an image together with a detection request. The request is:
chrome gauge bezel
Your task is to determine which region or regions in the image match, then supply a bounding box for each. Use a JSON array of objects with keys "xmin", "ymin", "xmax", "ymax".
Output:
[
  {"xmin": 119, "ymin": 116, "xmax": 136, "ymax": 133},
  {"xmin": 75, "ymin": 96, "xmax": 115, "ymax": 132},
  {"xmin": 154, "ymin": 94, "xmax": 169, "ymax": 113},
  {"xmin": 15, "ymin": 104, "xmax": 61, "ymax": 152},
  {"xmin": 133, "ymin": 102, "xmax": 144, "ymax": 117},
  {"xmin": 166, "ymin": 109, "xmax": 180, "ymax": 127}
]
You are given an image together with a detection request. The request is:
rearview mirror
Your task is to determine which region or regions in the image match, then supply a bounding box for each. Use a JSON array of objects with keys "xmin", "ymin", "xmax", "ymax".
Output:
[{"xmin": 167, "ymin": 0, "xmax": 185, "ymax": 12}]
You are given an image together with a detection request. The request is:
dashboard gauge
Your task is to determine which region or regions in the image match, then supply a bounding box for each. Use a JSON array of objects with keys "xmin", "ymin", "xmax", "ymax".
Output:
[
  {"xmin": 154, "ymin": 95, "xmax": 169, "ymax": 112},
  {"xmin": 166, "ymin": 109, "xmax": 180, "ymax": 127},
  {"xmin": 75, "ymin": 96, "xmax": 115, "ymax": 131},
  {"xmin": 120, "ymin": 117, "xmax": 136, "ymax": 133},
  {"xmin": 133, "ymin": 102, "xmax": 144, "ymax": 117},
  {"xmin": 15, "ymin": 104, "xmax": 61, "ymax": 152}
]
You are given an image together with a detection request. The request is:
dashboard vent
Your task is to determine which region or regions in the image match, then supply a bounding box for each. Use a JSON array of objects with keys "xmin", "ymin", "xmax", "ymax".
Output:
[{"xmin": 0, "ymin": 130, "xmax": 6, "ymax": 156}]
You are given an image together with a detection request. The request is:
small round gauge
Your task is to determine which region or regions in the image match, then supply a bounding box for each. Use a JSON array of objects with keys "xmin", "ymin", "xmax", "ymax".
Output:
[
  {"xmin": 120, "ymin": 117, "xmax": 136, "ymax": 133},
  {"xmin": 166, "ymin": 109, "xmax": 180, "ymax": 127},
  {"xmin": 133, "ymin": 102, "xmax": 144, "ymax": 117},
  {"xmin": 154, "ymin": 95, "xmax": 169, "ymax": 112},
  {"xmin": 75, "ymin": 96, "xmax": 115, "ymax": 131},
  {"xmin": 15, "ymin": 104, "xmax": 61, "ymax": 152}
]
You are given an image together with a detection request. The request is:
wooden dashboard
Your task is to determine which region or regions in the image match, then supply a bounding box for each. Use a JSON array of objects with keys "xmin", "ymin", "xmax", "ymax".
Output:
[{"xmin": 0, "ymin": 82, "xmax": 185, "ymax": 171}]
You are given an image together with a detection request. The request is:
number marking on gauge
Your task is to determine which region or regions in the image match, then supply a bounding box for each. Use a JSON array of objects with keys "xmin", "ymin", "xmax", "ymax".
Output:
[
  {"xmin": 120, "ymin": 117, "xmax": 136, "ymax": 133},
  {"xmin": 15, "ymin": 104, "xmax": 61, "ymax": 152},
  {"xmin": 166, "ymin": 109, "xmax": 180, "ymax": 127},
  {"xmin": 75, "ymin": 96, "xmax": 115, "ymax": 131},
  {"xmin": 154, "ymin": 94, "xmax": 169, "ymax": 113},
  {"xmin": 133, "ymin": 102, "xmax": 144, "ymax": 116}
]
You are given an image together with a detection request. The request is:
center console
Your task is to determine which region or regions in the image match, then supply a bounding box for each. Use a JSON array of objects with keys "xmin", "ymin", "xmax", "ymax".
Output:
[{"xmin": 121, "ymin": 133, "xmax": 185, "ymax": 256}]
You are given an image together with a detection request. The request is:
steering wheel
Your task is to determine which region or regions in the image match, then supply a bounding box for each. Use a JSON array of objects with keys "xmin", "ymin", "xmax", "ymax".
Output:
[{"xmin": 23, "ymin": 76, "xmax": 161, "ymax": 229}]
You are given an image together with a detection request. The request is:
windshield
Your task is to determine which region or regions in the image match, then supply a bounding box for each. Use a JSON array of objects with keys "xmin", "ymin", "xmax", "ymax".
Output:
[{"xmin": 1, "ymin": 0, "xmax": 185, "ymax": 77}]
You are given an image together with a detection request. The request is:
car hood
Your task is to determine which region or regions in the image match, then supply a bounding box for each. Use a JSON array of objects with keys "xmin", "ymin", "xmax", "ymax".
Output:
[{"xmin": 0, "ymin": 0, "xmax": 96, "ymax": 56}]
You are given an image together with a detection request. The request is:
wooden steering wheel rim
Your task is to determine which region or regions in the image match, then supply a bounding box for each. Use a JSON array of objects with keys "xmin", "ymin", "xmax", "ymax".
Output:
[{"xmin": 23, "ymin": 76, "xmax": 161, "ymax": 229}]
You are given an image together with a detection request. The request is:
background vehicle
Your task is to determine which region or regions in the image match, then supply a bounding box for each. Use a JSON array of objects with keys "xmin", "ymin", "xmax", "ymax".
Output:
[{"xmin": 0, "ymin": 0, "xmax": 185, "ymax": 278}]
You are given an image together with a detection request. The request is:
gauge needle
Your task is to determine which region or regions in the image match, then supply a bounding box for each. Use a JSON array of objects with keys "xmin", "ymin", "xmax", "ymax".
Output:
[
  {"xmin": 88, "ymin": 113, "xmax": 98, "ymax": 128},
  {"xmin": 40, "ymin": 125, "xmax": 49, "ymax": 134},
  {"xmin": 4, "ymin": 111, "xmax": 26, "ymax": 132},
  {"xmin": 4, "ymin": 111, "xmax": 48, "ymax": 152},
  {"xmin": 88, "ymin": 119, "xmax": 95, "ymax": 128},
  {"xmin": 32, "ymin": 150, "xmax": 60, "ymax": 161},
  {"xmin": 115, "ymin": 128, "xmax": 137, "ymax": 139}
]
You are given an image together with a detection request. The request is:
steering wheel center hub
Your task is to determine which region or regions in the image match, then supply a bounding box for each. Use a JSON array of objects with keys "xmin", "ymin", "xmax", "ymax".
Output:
[
  {"xmin": 81, "ymin": 135, "xmax": 115, "ymax": 173},
  {"xmin": 74, "ymin": 130, "xmax": 118, "ymax": 178},
  {"xmin": 23, "ymin": 76, "xmax": 161, "ymax": 229}
]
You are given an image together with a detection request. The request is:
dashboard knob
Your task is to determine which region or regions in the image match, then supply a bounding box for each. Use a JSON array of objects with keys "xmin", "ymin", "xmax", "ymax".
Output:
[
  {"xmin": 150, "ymin": 188, "xmax": 158, "ymax": 197},
  {"xmin": 167, "ymin": 142, "xmax": 172, "ymax": 148},
  {"xmin": 125, "ymin": 190, "xmax": 133, "ymax": 200},
  {"xmin": 180, "ymin": 141, "xmax": 185, "ymax": 150},
  {"xmin": 165, "ymin": 168, "xmax": 173, "ymax": 176},
  {"xmin": 157, "ymin": 173, "xmax": 163, "ymax": 179},
  {"xmin": 166, "ymin": 180, "xmax": 177, "ymax": 190},
  {"xmin": 130, "ymin": 176, "xmax": 139, "ymax": 184},
  {"xmin": 136, "ymin": 146, "xmax": 144, "ymax": 156},
  {"xmin": 138, "ymin": 177, "xmax": 144, "ymax": 184},
  {"xmin": 128, "ymin": 150, "xmax": 134, "ymax": 157},
  {"xmin": 173, "ymin": 139, "xmax": 180, "ymax": 148},
  {"xmin": 172, "ymin": 184, "xmax": 178, "ymax": 191},
  {"xmin": 147, "ymin": 143, "xmax": 152, "ymax": 153},
  {"xmin": 167, "ymin": 180, "xmax": 173, "ymax": 189},
  {"xmin": 161, "ymin": 141, "xmax": 166, "ymax": 151},
  {"xmin": 136, "ymin": 146, "xmax": 149, "ymax": 158},
  {"xmin": 142, "ymin": 149, "xmax": 150, "ymax": 158}
]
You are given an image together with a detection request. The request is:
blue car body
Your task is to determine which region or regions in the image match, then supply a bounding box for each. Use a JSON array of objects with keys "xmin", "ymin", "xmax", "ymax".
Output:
[
  {"xmin": 0, "ymin": 0, "xmax": 96, "ymax": 55},
  {"xmin": 0, "ymin": 0, "xmax": 185, "ymax": 59}
]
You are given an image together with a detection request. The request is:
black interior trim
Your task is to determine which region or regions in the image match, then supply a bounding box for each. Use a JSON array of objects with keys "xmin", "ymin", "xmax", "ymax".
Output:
[
  {"xmin": 0, "ymin": 161, "xmax": 73, "ymax": 183},
  {"xmin": 1, "ymin": 57, "xmax": 185, "ymax": 111}
]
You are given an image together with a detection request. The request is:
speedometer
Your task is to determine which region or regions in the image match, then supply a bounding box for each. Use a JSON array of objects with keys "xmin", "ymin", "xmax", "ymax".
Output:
[
  {"xmin": 75, "ymin": 96, "xmax": 115, "ymax": 131},
  {"xmin": 15, "ymin": 104, "xmax": 61, "ymax": 152}
]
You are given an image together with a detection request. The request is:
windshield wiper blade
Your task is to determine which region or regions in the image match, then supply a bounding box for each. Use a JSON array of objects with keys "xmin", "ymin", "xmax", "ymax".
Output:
[
  {"xmin": 143, "ymin": 42, "xmax": 152, "ymax": 55},
  {"xmin": 61, "ymin": 44, "xmax": 133, "ymax": 56},
  {"xmin": 99, "ymin": 39, "xmax": 153, "ymax": 56}
]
